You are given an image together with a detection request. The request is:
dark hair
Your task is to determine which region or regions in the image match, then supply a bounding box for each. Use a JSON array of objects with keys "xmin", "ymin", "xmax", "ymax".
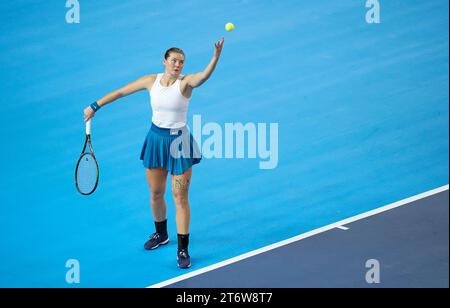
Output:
[{"xmin": 164, "ymin": 47, "xmax": 185, "ymax": 60}]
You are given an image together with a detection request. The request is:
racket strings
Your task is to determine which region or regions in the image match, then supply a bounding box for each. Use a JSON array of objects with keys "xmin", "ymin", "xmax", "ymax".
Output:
[{"xmin": 76, "ymin": 153, "xmax": 98, "ymax": 194}]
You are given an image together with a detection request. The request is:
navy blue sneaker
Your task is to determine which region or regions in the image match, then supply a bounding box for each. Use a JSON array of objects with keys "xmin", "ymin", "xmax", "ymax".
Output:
[
  {"xmin": 177, "ymin": 249, "xmax": 191, "ymax": 269},
  {"xmin": 144, "ymin": 232, "xmax": 169, "ymax": 250}
]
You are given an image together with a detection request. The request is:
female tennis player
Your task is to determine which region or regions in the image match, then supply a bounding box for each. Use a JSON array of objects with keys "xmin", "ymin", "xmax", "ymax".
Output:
[{"xmin": 83, "ymin": 38, "xmax": 224, "ymax": 269}]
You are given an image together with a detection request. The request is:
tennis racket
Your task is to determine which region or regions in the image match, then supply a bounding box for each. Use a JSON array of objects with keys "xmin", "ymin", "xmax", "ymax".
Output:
[{"xmin": 75, "ymin": 119, "xmax": 99, "ymax": 195}]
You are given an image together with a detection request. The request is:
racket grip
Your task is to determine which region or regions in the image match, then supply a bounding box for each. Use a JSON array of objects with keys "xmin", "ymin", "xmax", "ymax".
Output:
[{"xmin": 86, "ymin": 119, "xmax": 91, "ymax": 135}]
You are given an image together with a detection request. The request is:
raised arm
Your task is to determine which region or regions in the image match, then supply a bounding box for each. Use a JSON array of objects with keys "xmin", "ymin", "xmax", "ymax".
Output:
[
  {"xmin": 84, "ymin": 74, "xmax": 155, "ymax": 122},
  {"xmin": 185, "ymin": 38, "xmax": 224, "ymax": 89}
]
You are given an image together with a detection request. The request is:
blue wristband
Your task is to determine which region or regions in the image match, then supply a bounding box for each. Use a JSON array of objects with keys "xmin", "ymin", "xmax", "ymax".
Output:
[{"xmin": 90, "ymin": 101, "xmax": 101, "ymax": 112}]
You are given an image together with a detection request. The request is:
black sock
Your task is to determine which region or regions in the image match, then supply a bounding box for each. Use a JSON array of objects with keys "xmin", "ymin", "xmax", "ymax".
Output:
[
  {"xmin": 155, "ymin": 219, "xmax": 167, "ymax": 236},
  {"xmin": 178, "ymin": 234, "xmax": 189, "ymax": 251}
]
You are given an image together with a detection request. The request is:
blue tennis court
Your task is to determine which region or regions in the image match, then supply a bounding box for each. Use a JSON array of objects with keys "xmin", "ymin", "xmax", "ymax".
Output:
[
  {"xmin": 0, "ymin": 0, "xmax": 448, "ymax": 288},
  {"xmin": 161, "ymin": 187, "xmax": 448, "ymax": 288}
]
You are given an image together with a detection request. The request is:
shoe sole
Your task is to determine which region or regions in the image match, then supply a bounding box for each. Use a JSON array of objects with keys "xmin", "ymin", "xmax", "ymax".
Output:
[{"xmin": 145, "ymin": 238, "xmax": 169, "ymax": 250}]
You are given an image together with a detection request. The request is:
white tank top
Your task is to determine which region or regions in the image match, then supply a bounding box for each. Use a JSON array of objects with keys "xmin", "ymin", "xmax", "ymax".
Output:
[{"xmin": 149, "ymin": 73, "xmax": 190, "ymax": 129}]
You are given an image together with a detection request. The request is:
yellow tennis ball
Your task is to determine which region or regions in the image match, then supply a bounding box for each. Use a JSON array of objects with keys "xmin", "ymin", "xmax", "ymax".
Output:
[{"xmin": 225, "ymin": 22, "xmax": 235, "ymax": 32}]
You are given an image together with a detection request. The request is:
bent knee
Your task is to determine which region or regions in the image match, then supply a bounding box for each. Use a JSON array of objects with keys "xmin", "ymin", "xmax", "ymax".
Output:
[{"xmin": 151, "ymin": 189, "xmax": 165, "ymax": 201}]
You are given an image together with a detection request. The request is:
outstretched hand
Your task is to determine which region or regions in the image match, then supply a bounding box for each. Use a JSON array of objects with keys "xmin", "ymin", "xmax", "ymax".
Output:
[{"xmin": 214, "ymin": 37, "xmax": 224, "ymax": 58}]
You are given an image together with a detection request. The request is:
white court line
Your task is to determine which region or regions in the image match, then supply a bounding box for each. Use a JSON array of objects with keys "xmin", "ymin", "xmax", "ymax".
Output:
[
  {"xmin": 147, "ymin": 184, "xmax": 449, "ymax": 288},
  {"xmin": 337, "ymin": 226, "xmax": 349, "ymax": 231}
]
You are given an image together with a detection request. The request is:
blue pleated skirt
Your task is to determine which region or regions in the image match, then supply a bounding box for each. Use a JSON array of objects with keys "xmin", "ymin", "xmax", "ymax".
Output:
[{"xmin": 140, "ymin": 123, "xmax": 202, "ymax": 175}]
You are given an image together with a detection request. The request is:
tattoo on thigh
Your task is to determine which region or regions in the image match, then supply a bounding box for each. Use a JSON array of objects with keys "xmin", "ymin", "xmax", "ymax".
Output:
[{"xmin": 173, "ymin": 178, "xmax": 190, "ymax": 191}]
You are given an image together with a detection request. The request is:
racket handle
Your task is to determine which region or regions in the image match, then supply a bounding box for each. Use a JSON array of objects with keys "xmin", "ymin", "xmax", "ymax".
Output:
[{"xmin": 86, "ymin": 119, "xmax": 91, "ymax": 135}]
